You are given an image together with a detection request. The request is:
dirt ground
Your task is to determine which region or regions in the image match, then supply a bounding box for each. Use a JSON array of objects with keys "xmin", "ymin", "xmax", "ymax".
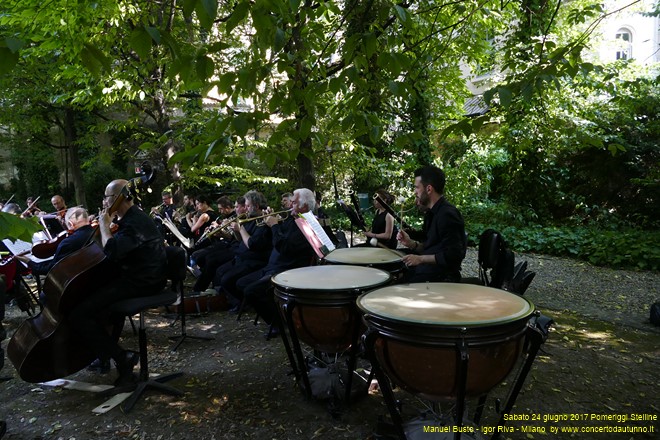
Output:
[{"xmin": 0, "ymin": 251, "xmax": 658, "ymax": 439}]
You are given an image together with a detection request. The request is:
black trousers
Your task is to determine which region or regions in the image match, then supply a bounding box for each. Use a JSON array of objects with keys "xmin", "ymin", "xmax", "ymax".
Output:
[
  {"xmin": 237, "ymin": 270, "xmax": 275, "ymax": 324},
  {"xmin": 67, "ymin": 279, "xmax": 163, "ymax": 363},
  {"xmin": 193, "ymin": 245, "xmax": 234, "ymax": 292},
  {"xmin": 215, "ymin": 259, "xmax": 267, "ymax": 300}
]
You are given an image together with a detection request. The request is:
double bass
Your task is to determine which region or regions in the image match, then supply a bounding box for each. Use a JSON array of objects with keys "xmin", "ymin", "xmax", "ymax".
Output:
[{"xmin": 7, "ymin": 164, "xmax": 155, "ymax": 383}]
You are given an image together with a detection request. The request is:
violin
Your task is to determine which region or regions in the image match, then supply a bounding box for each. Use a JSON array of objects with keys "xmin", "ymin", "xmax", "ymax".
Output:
[{"xmin": 31, "ymin": 231, "xmax": 69, "ymax": 259}]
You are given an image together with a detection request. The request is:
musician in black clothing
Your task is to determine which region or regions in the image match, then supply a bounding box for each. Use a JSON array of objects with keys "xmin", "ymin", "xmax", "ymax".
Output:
[
  {"xmin": 214, "ymin": 191, "xmax": 272, "ymax": 307},
  {"xmin": 186, "ymin": 195, "xmax": 218, "ymax": 243},
  {"xmin": 67, "ymin": 179, "xmax": 168, "ymax": 386},
  {"xmin": 16, "ymin": 207, "xmax": 94, "ymax": 276},
  {"xmin": 237, "ymin": 188, "xmax": 316, "ymax": 326},
  {"xmin": 364, "ymin": 189, "xmax": 398, "ymax": 249},
  {"xmin": 397, "ymin": 166, "xmax": 466, "ymax": 283},
  {"xmin": 190, "ymin": 196, "xmax": 242, "ymax": 292}
]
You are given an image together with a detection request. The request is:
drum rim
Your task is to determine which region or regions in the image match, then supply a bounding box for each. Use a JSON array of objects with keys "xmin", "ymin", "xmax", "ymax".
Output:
[
  {"xmin": 324, "ymin": 247, "xmax": 403, "ymax": 265},
  {"xmin": 357, "ymin": 283, "xmax": 535, "ymax": 327},
  {"xmin": 271, "ymin": 265, "xmax": 392, "ymax": 291}
]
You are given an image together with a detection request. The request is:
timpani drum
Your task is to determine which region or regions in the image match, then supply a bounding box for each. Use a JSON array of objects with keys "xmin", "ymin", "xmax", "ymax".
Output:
[
  {"xmin": 324, "ymin": 247, "xmax": 405, "ymax": 280},
  {"xmin": 357, "ymin": 283, "xmax": 535, "ymax": 401},
  {"xmin": 272, "ymin": 265, "xmax": 391, "ymax": 353}
]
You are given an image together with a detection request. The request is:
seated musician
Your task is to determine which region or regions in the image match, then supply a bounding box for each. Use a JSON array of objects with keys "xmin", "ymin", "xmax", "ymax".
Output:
[
  {"xmin": 189, "ymin": 196, "xmax": 239, "ymax": 290},
  {"xmin": 363, "ymin": 189, "xmax": 398, "ymax": 249},
  {"xmin": 151, "ymin": 191, "xmax": 177, "ymax": 221},
  {"xmin": 397, "ymin": 165, "xmax": 466, "ymax": 283},
  {"xmin": 281, "ymin": 192, "xmax": 293, "ymax": 210},
  {"xmin": 236, "ymin": 188, "xmax": 316, "ymax": 328},
  {"xmin": 185, "ymin": 195, "xmax": 218, "ymax": 244},
  {"xmin": 50, "ymin": 195, "xmax": 67, "ymax": 229},
  {"xmin": 67, "ymin": 179, "xmax": 167, "ymax": 386},
  {"xmin": 21, "ymin": 197, "xmax": 43, "ymax": 218},
  {"xmin": 213, "ymin": 191, "xmax": 273, "ymax": 310},
  {"xmin": 15, "ymin": 207, "xmax": 94, "ymax": 277}
]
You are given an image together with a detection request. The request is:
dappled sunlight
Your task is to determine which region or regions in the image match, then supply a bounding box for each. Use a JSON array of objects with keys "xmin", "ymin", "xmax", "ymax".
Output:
[{"xmin": 359, "ymin": 283, "xmax": 532, "ymax": 323}]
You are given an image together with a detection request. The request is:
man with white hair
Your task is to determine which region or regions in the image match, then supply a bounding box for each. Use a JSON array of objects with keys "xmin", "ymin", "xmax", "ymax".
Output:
[
  {"xmin": 16, "ymin": 207, "xmax": 94, "ymax": 276},
  {"xmin": 235, "ymin": 188, "xmax": 316, "ymax": 328}
]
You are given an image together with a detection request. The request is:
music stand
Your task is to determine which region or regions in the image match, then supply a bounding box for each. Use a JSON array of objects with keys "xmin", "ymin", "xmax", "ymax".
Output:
[
  {"xmin": 336, "ymin": 200, "xmax": 366, "ymax": 246},
  {"xmin": 39, "ymin": 215, "xmax": 65, "ymax": 239}
]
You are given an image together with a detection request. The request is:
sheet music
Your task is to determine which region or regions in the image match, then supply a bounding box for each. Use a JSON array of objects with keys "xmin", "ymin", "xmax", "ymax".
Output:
[
  {"xmin": 161, "ymin": 218, "xmax": 193, "ymax": 249},
  {"xmin": 299, "ymin": 212, "xmax": 336, "ymax": 253},
  {"xmin": 2, "ymin": 238, "xmax": 53, "ymax": 264}
]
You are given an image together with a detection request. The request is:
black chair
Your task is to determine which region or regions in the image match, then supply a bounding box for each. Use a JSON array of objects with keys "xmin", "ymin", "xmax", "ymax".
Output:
[
  {"xmin": 168, "ymin": 247, "xmax": 214, "ymax": 351},
  {"xmin": 102, "ymin": 246, "xmax": 185, "ymax": 412},
  {"xmin": 462, "ymin": 229, "xmax": 535, "ymax": 295}
]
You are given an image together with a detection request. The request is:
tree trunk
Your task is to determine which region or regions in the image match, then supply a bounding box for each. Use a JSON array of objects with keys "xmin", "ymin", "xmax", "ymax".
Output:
[
  {"xmin": 297, "ymin": 146, "xmax": 315, "ymax": 191},
  {"xmin": 64, "ymin": 107, "xmax": 86, "ymax": 207}
]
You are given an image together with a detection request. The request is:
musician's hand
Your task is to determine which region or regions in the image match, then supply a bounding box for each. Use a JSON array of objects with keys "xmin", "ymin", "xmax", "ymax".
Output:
[
  {"xmin": 402, "ymin": 254, "xmax": 422, "ymax": 267},
  {"xmin": 98, "ymin": 208, "xmax": 112, "ymax": 230},
  {"xmin": 365, "ymin": 231, "xmax": 374, "ymax": 238},
  {"xmin": 264, "ymin": 215, "xmax": 279, "ymax": 227},
  {"xmin": 231, "ymin": 221, "xmax": 240, "ymax": 232},
  {"xmin": 397, "ymin": 229, "xmax": 413, "ymax": 248}
]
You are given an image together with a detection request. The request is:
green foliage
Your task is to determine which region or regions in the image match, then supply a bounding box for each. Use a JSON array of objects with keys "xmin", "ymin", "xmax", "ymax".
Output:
[
  {"xmin": 0, "ymin": 213, "xmax": 42, "ymax": 242},
  {"xmin": 466, "ymin": 222, "xmax": 660, "ymax": 271}
]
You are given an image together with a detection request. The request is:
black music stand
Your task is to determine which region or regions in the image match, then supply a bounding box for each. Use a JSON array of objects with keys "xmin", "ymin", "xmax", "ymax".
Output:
[
  {"xmin": 39, "ymin": 215, "xmax": 65, "ymax": 239},
  {"xmin": 166, "ymin": 247, "xmax": 214, "ymax": 351},
  {"xmin": 336, "ymin": 200, "xmax": 366, "ymax": 247}
]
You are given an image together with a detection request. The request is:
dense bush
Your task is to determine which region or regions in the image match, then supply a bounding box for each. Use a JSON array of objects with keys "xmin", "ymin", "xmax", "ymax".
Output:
[{"xmin": 466, "ymin": 222, "xmax": 660, "ymax": 271}]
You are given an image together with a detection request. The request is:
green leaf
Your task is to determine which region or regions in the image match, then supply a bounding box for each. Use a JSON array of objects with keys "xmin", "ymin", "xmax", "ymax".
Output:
[
  {"xmin": 226, "ymin": 1, "xmax": 250, "ymax": 33},
  {"xmin": 183, "ymin": 0, "xmax": 198, "ymax": 18},
  {"xmin": 196, "ymin": 55, "xmax": 214, "ymax": 81},
  {"xmin": 232, "ymin": 114, "xmax": 249, "ymax": 136},
  {"xmin": 130, "ymin": 28, "xmax": 152, "ymax": 59},
  {"xmin": 393, "ymin": 5, "xmax": 409, "ymax": 24},
  {"xmin": 201, "ymin": 0, "xmax": 218, "ymax": 22},
  {"xmin": 498, "ymin": 86, "xmax": 512, "ymax": 107},
  {"xmin": 0, "ymin": 47, "xmax": 19, "ymax": 75},
  {"xmin": 80, "ymin": 45, "xmax": 105, "ymax": 76},
  {"xmin": 145, "ymin": 26, "xmax": 161, "ymax": 44},
  {"xmin": 364, "ymin": 33, "xmax": 377, "ymax": 57},
  {"xmin": 5, "ymin": 37, "xmax": 25, "ymax": 53},
  {"xmin": 0, "ymin": 213, "xmax": 42, "ymax": 242}
]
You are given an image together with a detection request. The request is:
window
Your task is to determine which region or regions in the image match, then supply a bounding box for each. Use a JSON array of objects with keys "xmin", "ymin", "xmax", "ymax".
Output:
[{"xmin": 615, "ymin": 28, "xmax": 633, "ymax": 60}]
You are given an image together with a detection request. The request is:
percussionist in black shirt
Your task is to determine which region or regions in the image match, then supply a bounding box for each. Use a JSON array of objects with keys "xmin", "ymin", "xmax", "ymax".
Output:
[
  {"xmin": 67, "ymin": 179, "xmax": 168, "ymax": 386},
  {"xmin": 397, "ymin": 165, "xmax": 466, "ymax": 283}
]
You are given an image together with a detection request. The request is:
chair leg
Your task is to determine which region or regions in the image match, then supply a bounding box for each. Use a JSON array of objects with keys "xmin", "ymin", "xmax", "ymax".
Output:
[
  {"xmin": 128, "ymin": 315, "xmax": 137, "ymax": 336},
  {"xmin": 103, "ymin": 311, "xmax": 185, "ymax": 412}
]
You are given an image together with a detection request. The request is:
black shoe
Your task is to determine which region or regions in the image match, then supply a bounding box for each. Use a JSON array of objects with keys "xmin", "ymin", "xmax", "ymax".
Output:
[
  {"xmin": 113, "ymin": 350, "xmax": 139, "ymax": 388},
  {"xmin": 265, "ymin": 326, "xmax": 280, "ymax": 339},
  {"xmin": 87, "ymin": 358, "xmax": 111, "ymax": 374},
  {"xmin": 115, "ymin": 350, "xmax": 139, "ymax": 377}
]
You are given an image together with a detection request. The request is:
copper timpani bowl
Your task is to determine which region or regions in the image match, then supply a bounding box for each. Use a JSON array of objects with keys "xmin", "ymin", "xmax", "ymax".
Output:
[
  {"xmin": 357, "ymin": 283, "xmax": 535, "ymax": 401},
  {"xmin": 272, "ymin": 265, "xmax": 391, "ymax": 353}
]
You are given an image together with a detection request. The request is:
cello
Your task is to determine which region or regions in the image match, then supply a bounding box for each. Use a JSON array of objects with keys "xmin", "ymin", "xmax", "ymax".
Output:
[{"xmin": 7, "ymin": 164, "xmax": 155, "ymax": 383}]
